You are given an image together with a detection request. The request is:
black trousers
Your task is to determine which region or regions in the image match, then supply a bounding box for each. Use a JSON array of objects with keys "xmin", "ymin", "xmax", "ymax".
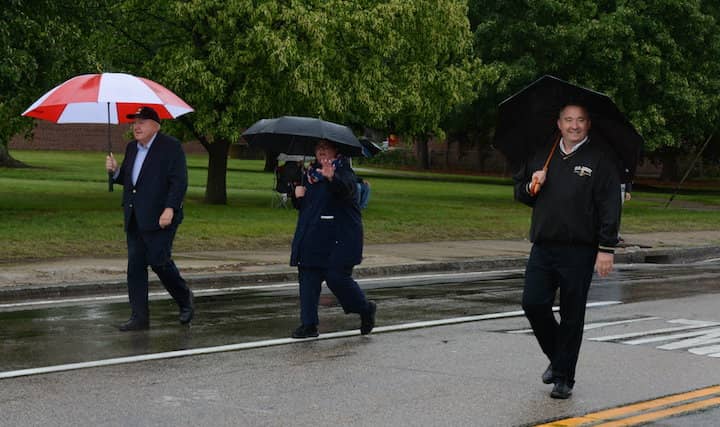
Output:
[
  {"xmin": 522, "ymin": 243, "xmax": 597, "ymax": 386},
  {"xmin": 126, "ymin": 217, "xmax": 191, "ymax": 320},
  {"xmin": 298, "ymin": 266, "xmax": 370, "ymax": 326}
]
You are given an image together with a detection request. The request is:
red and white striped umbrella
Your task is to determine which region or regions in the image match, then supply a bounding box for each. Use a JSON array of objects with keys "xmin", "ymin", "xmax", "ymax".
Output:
[
  {"xmin": 22, "ymin": 72, "xmax": 193, "ymax": 192},
  {"xmin": 22, "ymin": 72, "xmax": 194, "ymax": 124}
]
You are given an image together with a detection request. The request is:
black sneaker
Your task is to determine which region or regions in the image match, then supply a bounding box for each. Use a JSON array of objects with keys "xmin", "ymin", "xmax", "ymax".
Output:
[
  {"xmin": 542, "ymin": 364, "xmax": 554, "ymax": 384},
  {"xmin": 291, "ymin": 324, "xmax": 319, "ymax": 339},
  {"xmin": 550, "ymin": 380, "xmax": 573, "ymax": 399},
  {"xmin": 360, "ymin": 301, "xmax": 377, "ymax": 335}
]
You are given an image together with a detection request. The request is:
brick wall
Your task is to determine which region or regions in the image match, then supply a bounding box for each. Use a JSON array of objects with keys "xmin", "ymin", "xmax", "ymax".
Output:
[
  {"xmin": 11, "ymin": 121, "xmax": 661, "ymax": 177},
  {"xmin": 10, "ymin": 120, "xmax": 206, "ymax": 154}
]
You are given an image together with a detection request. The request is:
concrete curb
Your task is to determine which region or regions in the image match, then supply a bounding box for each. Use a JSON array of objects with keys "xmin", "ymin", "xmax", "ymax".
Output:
[
  {"xmin": 1, "ymin": 246, "xmax": 719, "ymax": 303},
  {"xmin": 0, "ymin": 257, "xmax": 528, "ymax": 302}
]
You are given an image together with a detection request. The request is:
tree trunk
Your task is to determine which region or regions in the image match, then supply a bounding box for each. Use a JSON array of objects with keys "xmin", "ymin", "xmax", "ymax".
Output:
[
  {"xmin": 444, "ymin": 140, "xmax": 450, "ymax": 169},
  {"xmin": 417, "ymin": 137, "xmax": 430, "ymax": 170},
  {"xmin": 204, "ymin": 139, "xmax": 230, "ymax": 204},
  {"xmin": 659, "ymin": 151, "xmax": 679, "ymax": 182},
  {"xmin": 0, "ymin": 142, "xmax": 28, "ymax": 168},
  {"xmin": 263, "ymin": 151, "xmax": 279, "ymax": 172}
]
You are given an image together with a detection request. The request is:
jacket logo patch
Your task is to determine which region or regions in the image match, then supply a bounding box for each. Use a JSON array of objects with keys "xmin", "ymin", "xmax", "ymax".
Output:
[{"xmin": 574, "ymin": 166, "xmax": 593, "ymax": 177}]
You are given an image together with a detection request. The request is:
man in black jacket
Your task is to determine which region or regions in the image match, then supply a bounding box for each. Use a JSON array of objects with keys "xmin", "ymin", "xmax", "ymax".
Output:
[
  {"xmin": 106, "ymin": 106, "xmax": 193, "ymax": 331},
  {"xmin": 514, "ymin": 104, "xmax": 620, "ymax": 399}
]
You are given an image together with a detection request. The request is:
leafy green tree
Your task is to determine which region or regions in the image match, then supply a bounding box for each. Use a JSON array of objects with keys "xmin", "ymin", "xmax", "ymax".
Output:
[
  {"xmin": 329, "ymin": 0, "xmax": 486, "ymax": 169},
  {"xmin": 0, "ymin": 0, "xmax": 98, "ymax": 167},
  {"xmin": 470, "ymin": 0, "xmax": 720, "ymax": 179},
  {"xmin": 101, "ymin": 0, "xmax": 366, "ymax": 203},
  {"xmin": 94, "ymin": 0, "xmax": 485, "ymax": 203}
]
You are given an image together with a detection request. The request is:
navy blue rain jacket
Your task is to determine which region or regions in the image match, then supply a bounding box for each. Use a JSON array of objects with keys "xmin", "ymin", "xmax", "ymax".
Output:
[{"xmin": 290, "ymin": 158, "xmax": 363, "ymax": 268}]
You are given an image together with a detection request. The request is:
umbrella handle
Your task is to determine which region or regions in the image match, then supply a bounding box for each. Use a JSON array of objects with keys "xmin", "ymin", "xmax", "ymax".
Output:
[
  {"xmin": 106, "ymin": 103, "xmax": 113, "ymax": 192},
  {"xmin": 529, "ymin": 134, "xmax": 561, "ymax": 197},
  {"xmin": 529, "ymin": 177, "xmax": 541, "ymax": 196}
]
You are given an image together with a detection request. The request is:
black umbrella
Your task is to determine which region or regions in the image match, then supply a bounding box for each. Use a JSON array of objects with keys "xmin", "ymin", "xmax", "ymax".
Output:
[
  {"xmin": 493, "ymin": 75, "xmax": 644, "ymax": 179},
  {"xmin": 242, "ymin": 116, "xmax": 363, "ymax": 157},
  {"xmin": 359, "ymin": 136, "xmax": 383, "ymax": 158}
]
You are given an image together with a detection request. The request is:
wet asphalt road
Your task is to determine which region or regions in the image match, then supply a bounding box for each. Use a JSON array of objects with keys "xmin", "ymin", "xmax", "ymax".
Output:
[
  {"xmin": 1, "ymin": 262, "xmax": 720, "ymax": 425},
  {"xmin": 1, "ymin": 262, "xmax": 719, "ymax": 373}
]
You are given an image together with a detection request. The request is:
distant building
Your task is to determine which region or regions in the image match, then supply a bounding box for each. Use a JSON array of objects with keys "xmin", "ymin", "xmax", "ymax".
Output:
[{"xmin": 10, "ymin": 120, "xmax": 205, "ymax": 154}]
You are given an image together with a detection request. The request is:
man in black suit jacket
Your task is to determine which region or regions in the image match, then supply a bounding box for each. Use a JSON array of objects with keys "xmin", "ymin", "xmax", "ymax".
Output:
[{"xmin": 106, "ymin": 106, "xmax": 194, "ymax": 331}]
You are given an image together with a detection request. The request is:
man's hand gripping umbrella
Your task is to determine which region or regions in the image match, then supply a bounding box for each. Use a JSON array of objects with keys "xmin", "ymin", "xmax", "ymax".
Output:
[{"xmin": 529, "ymin": 134, "xmax": 561, "ymax": 196}]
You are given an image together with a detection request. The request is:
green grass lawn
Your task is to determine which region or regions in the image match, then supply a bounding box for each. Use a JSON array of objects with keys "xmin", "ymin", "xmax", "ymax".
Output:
[{"xmin": 1, "ymin": 150, "xmax": 718, "ymax": 262}]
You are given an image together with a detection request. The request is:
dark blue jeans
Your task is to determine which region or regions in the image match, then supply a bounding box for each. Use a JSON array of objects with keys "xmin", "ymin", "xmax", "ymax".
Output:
[
  {"xmin": 522, "ymin": 243, "xmax": 597, "ymax": 386},
  {"xmin": 126, "ymin": 219, "xmax": 191, "ymax": 320},
  {"xmin": 298, "ymin": 266, "xmax": 370, "ymax": 326},
  {"xmin": 356, "ymin": 182, "xmax": 371, "ymax": 209}
]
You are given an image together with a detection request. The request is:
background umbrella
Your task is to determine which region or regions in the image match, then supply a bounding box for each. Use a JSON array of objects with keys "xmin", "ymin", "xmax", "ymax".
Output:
[
  {"xmin": 359, "ymin": 136, "xmax": 383, "ymax": 158},
  {"xmin": 242, "ymin": 116, "xmax": 363, "ymax": 157},
  {"xmin": 493, "ymin": 75, "xmax": 644, "ymax": 181},
  {"xmin": 22, "ymin": 72, "xmax": 194, "ymax": 191}
]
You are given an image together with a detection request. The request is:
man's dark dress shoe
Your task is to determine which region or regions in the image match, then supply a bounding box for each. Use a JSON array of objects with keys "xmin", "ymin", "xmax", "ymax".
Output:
[
  {"xmin": 291, "ymin": 324, "xmax": 319, "ymax": 339},
  {"xmin": 360, "ymin": 301, "xmax": 377, "ymax": 335},
  {"xmin": 119, "ymin": 318, "xmax": 149, "ymax": 331},
  {"xmin": 179, "ymin": 291, "xmax": 194, "ymax": 325},
  {"xmin": 542, "ymin": 364, "xmax": 554, "ymax": 384},
  {"xmin": 550, "ymin": 381, "xmax": 573, "ymax": 399}
]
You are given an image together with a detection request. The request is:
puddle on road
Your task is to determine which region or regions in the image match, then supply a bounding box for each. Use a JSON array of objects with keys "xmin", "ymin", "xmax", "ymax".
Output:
[{"xmin": 0, "ymin": 278, "xmax": 523, "ymax": 371}]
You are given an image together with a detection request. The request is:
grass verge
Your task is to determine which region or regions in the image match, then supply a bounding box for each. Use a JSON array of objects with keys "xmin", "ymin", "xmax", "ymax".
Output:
[{"xmin": 1, "ymin": 150, "xmax": 718, "ymax": 262}]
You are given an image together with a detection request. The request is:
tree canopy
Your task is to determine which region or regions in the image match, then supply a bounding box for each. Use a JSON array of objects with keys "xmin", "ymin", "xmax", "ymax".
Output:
[
  {"xmin": 0, "ymin": 0, "xmax": 99, "ymax": 165},
  {"xmin": 471, "ymin": 0, "xmax": 720, "ymax": 157},
  {"xmin": 4, "ymin": 0, "xmax": 719, "ymax": 186},
  {"xmin": 91, "ymin": 0, "xmax": 483, "ymax": 200}
]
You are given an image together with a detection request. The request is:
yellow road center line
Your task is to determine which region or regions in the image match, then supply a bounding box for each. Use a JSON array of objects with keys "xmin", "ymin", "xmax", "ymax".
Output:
[
  {"xmin": 535, "ymin": 417, "xmax": 595, "ymax": 426},
  {"xmin": 536, "ymin": 385, "xmax": 720, "ymax": 426},
  {"xmin": 594, "ymin": 396, "xmax": 720, "ymax": 426}
]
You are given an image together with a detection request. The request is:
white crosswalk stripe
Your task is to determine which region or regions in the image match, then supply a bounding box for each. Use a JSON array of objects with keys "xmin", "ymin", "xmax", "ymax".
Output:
[
  {"xmin": 588, "ymin": 319, "xmax": 720, "ymax": 342},
  {"xmin": 508, "ymin": 316, "xmax": 720, "ymax": 358}
]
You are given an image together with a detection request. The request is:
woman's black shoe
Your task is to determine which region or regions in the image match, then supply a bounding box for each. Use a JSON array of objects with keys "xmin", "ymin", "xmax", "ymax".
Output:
[
  {"xmin": 291, "ymin": 324, "xmax": 319, "ymax": 339},
  {"xmin": 119, "ymin": 317, "xmax": 149, "ymax": 331},
  {"xmin": 360, "ymin": 301, "xmax": 377, "ymax": 335}
]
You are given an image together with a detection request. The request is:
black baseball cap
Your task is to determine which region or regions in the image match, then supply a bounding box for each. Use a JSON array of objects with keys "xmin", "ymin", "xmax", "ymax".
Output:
[{"xmin": 126, "ymin": 106, "xmax": 161, "ymax": 124}]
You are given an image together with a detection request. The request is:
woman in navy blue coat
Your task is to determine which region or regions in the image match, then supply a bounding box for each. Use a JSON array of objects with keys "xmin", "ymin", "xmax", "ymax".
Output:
[{"xmin": 289, "ymin": 140, "xmax": 377, "ymax": 338}]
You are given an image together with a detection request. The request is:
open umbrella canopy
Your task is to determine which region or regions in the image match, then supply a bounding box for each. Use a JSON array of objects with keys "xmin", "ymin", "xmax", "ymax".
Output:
[
  {"xmin": 22, "ymin": 72, "xmax": 194, "ymax": 192},
  {"xmin": 493, "ymin": 75, "xmax": 644, "ymax": 179},
  {"xmin": 242, "ymin": 116, "xmax": 363, "ymax": 157},
  {"xmin": 359, "ymin": 136, "xmax": 383, "ymax": 158},
  {"xmin": 22, "ymin": 72, "xmax": 194, "ymax": 124}
]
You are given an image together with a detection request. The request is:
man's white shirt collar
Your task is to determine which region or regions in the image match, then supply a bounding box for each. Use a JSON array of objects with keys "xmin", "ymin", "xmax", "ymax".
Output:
[
  {"xmin": 137, "ymin": 133, "xmax": 158, "ymax": 150},
  {"xmin": 560, "ymin": 136, "xmax": 589, "ymax": 155},
  {"xmin": 132, "ymin": 133, "xmax": 158, "ymax": 185}
]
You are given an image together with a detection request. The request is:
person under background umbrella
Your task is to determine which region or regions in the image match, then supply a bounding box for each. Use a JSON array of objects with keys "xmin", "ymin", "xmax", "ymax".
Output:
[
  {"xmin": 493, "ymin": 74, "xmax": 643, "ymax": 195},
  {"xmin": 356, "ymin": 136, "xmax": 383, "ymax": 209},
  {"xmin": 22, "ymin": 72, "xmax": 194, "ymax": 191},
  {"xmin": 359, "ymin": 136, "xmax": 383, "ymax": 158}
]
